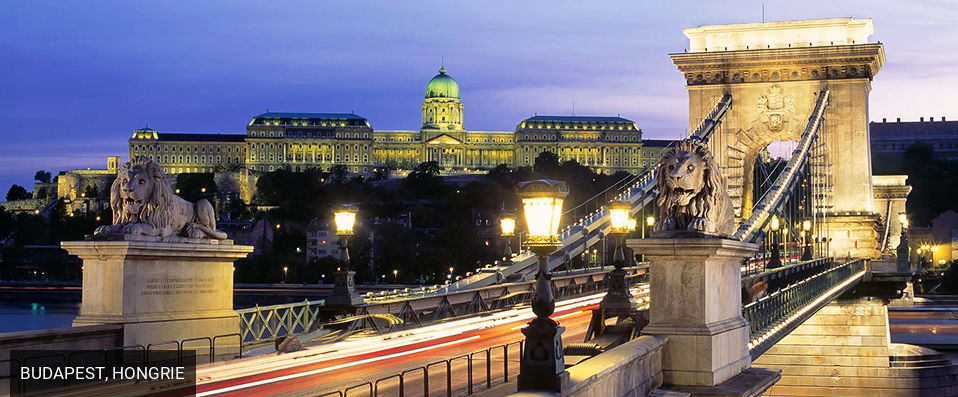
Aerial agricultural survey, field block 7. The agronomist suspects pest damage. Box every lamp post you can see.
[599,200,635,310]
[801,220,813,261]
[640,216,655,263]
[768,215,782,269]
[897,212,910,270]
[282,266,288,284]
[500,213,516,257]
[392,269,398,284]
[516,179,570,392]
[326,204,364,306]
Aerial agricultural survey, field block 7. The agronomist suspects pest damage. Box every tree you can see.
[83,184,99,199]
[329,165,349,185]
[533,151,561,175]
[402,161,445,198]
[5,184,30,201]
[34,170,52,184]
[175,173,218,202]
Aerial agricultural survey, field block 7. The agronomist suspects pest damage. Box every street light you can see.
[282,266,288,284]
[326,204,364,306]
[392,269,398,283]
[516,179,569,392]
[768,215,782,269]
[501,213,516,257]
[801,219,813,260]
[599,200,635,311]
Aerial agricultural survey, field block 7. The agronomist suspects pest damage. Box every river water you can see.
[0,300,79,333]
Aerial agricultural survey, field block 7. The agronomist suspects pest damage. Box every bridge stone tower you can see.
[671,18,885,259]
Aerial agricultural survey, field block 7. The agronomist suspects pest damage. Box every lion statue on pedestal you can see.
[653,138,735,237]
[94,156,228,240]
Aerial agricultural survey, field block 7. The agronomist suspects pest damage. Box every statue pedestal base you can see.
[517,319,570,392]
[62,238,253,349]
[325,270,365,307]
[628,237,757,387]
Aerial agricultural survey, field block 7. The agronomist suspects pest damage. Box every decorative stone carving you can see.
[94,156,227,240]
[755,84,797,137]
[654,138,735,237]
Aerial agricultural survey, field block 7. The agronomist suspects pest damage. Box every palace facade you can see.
[129,67,660,176]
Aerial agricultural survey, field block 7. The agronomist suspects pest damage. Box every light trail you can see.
[192,286,650,396]
[196,335,481,396]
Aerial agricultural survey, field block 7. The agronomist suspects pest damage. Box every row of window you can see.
[249,130,371,139]
[518,134,640,142]
[131,145,244,153]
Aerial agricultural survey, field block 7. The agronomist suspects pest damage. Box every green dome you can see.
[425,67,460,99]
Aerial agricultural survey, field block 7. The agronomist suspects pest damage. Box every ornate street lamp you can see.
[801,219,813,260]
[516,179,569,392]
[897,212,910,268]
[326,204,364,306]
[500,213,516,257]
[768,215,782,269]
[599,200,635,311]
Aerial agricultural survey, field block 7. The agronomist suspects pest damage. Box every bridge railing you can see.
[237,299,323,344]
[236,267,648,345]
[743,258,865,359]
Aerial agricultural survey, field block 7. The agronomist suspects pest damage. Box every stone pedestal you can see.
[628,237,757,387]
[62,237,253,347]
[325,270,364,307]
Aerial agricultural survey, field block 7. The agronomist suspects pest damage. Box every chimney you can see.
[882,118,887,123]
[920,117,924,122]
[930,116,935,122]
[897,117,901,122]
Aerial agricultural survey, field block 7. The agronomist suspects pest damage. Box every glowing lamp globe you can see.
[770,215,780,231]
[898,212,909,229]
[500,214,516,237]
[608,200,630,234]
[627,218,637,232]
[333,205,358,236]
[517,180,569,247]
[802,220,812,231]
[646,216,656,227]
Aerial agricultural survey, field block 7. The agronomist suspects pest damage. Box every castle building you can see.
[129,67,656,177]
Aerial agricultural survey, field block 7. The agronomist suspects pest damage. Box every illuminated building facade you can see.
[130,67,656,176]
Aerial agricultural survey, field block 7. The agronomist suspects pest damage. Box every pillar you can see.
[628,237,757,386]
[63,238,253,347]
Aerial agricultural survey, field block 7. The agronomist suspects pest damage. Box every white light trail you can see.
[196,335,481,396]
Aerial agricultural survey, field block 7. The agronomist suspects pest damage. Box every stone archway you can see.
[671,18,885,259]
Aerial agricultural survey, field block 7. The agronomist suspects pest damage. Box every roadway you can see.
[192,286,649,397]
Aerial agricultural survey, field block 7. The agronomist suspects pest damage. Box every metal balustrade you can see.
[235,267,647,345]
[318,340,523,397]
[743,259,865,358]
[237,299,323,344]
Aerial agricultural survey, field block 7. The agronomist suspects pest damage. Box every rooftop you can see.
[252,112,366,120]
[870,118,958,137]
[683,18,874,52]
[157,132,246,142]
[523,115,634,123]
[642,139,675,148]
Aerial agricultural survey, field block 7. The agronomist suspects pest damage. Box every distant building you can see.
[127,66,653,178]
[305,217,340,263]
[870,117,958,173]
[639,139,675,170]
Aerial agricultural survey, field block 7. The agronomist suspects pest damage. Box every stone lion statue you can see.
[653,138,735,237]
[94,156,227,240]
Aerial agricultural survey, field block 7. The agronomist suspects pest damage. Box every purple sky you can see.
[2,1,957,191]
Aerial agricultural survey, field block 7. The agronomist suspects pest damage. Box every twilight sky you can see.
[2,1,957,190]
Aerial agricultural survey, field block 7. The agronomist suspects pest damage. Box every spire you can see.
[439,56,446,74]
